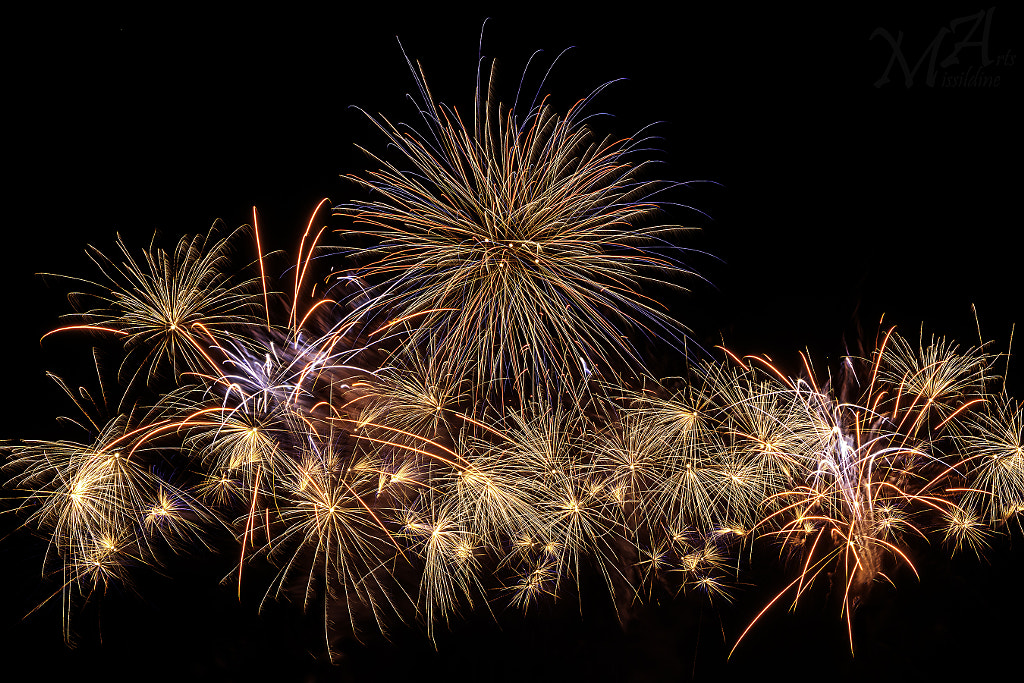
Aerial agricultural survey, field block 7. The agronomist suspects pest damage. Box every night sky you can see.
[3,4,1022,681]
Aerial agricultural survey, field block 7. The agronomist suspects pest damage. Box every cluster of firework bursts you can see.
[4,53,1022,660]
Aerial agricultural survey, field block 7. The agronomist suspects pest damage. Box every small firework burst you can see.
[958,394,1024,525]
[44,224,260,389]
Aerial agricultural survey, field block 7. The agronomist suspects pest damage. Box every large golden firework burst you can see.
[338,53,698,400]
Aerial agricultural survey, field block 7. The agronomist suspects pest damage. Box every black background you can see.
[3,3,1021,681]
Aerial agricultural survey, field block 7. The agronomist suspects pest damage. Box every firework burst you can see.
[337,50,699,401]
[42,224,260,391]
[3,368,215,640]
[729,327,1012,654]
